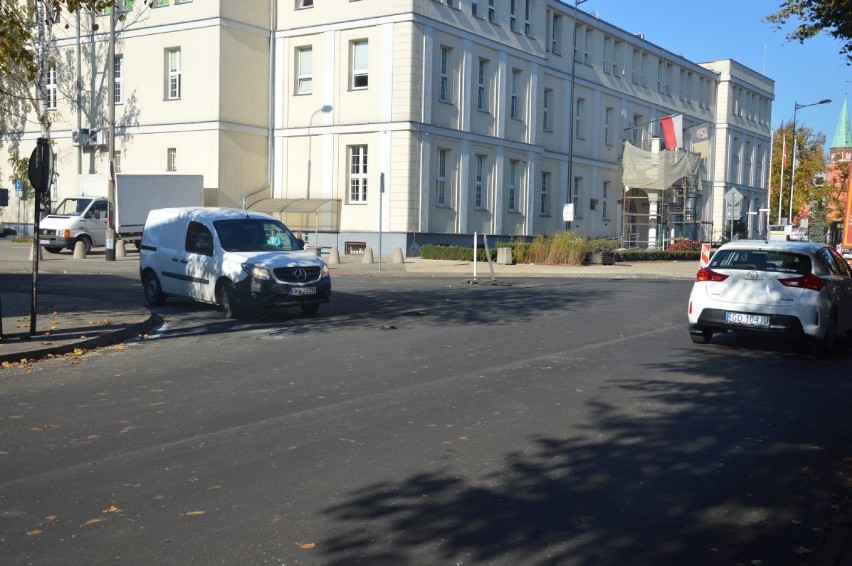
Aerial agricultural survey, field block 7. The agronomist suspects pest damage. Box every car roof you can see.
[716,240,830,253]
[151,207,277,222]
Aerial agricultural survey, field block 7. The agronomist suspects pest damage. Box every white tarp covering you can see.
[621,142,700,190]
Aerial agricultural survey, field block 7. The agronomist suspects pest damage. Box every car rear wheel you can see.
[221,281,243,319]
[689,329,713,344]
[44,246,64,254]
[811,312,838,357]
[142,271,167,306]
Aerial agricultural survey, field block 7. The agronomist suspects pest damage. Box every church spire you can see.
[831,97,852,149]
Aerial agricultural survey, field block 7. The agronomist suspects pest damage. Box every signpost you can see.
[27,137,53,336]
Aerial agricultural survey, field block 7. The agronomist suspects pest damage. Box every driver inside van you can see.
[267,228,283,247]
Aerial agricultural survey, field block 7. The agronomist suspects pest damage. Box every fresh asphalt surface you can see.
[2,250,852,564]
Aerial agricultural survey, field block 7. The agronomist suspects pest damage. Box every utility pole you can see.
[105,6,117,261]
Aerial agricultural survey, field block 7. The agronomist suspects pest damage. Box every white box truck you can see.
[38,174,204,254]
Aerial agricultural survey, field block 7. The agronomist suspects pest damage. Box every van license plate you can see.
[39,239,51,245]
[726,312,770,328]
[290,286,316,296]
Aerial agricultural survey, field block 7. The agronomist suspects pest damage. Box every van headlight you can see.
[321,264,329,278]
[242,263,271,281]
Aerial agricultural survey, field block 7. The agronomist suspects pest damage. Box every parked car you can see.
[687,240,852,355]
[140,207,331,318]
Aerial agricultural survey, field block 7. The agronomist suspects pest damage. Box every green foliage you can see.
[765,1,852,65]
[616,249,701,262]
[547,232,587,264]
[7,156,33,199]
[585,238,619,253]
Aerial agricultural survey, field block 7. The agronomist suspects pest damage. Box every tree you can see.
[768,122,828,225]
[765,0,852,65]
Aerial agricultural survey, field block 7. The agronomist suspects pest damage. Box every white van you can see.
[139,207,331,318]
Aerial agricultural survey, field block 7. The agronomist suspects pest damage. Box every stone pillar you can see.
[648,193,659,249]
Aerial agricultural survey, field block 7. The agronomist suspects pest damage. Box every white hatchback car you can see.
[687,240,852,355]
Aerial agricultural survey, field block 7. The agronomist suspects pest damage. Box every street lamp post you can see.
[306,105,332,199]
[788,98,831,226]
[565,0,587,232]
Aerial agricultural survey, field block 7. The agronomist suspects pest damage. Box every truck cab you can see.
[38,197,108,254]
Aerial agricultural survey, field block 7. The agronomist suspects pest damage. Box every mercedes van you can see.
[140,207,330,318]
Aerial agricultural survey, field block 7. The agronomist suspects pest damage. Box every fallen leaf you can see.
[81,517,105,526]
[183,510,205,517]
[794,546,812,554]
[297,543,316,550]
[102,506,122,514]
[26,529,43,536]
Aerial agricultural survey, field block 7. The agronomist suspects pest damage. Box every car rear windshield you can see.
[709,249,811,275]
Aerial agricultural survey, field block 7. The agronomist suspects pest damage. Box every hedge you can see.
[420,243,701,263]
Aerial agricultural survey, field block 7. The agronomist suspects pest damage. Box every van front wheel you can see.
[221,281,243,319]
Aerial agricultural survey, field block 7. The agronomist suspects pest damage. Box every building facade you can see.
[0,0,774,255]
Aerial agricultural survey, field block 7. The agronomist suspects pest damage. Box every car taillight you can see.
[696,267,728,282]
[779,273,825,291]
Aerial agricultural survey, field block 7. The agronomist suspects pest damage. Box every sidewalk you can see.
[0,238,698,364]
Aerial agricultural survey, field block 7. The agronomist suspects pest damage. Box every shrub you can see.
[585,238,619,253]
[667,239,702,252]
[547,232,587,264]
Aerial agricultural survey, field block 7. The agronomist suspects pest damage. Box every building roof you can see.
[831,97,852,149]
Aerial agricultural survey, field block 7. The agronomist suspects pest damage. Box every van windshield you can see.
[53,198,92,215]
[213,219,302,252]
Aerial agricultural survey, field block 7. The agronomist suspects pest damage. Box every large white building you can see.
[0,0,774,255]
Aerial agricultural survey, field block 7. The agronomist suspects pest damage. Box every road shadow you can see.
[314,339,852,565]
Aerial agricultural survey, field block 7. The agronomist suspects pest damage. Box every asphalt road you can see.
[1,274,851,565]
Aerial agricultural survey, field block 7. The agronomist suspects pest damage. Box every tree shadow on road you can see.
[316,341,852,565]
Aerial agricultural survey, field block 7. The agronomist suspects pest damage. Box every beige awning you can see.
[248,198,339,214]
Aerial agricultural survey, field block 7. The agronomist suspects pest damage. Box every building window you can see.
[730,136,740,182]
[436,149,448,206]
[604,106,614,146]
[351,40,368,89]
[539,172,550,215]
[488,0,495,22]
[349,145,368,203]
[755,145,764,187]
[744,140,752,186]
[550,13,561,54]
[114,55,123,104]
[167,148,177,171]
[602,181,610,219]
[583,27,591,65]
[297,0,313,8]
[508,159,519,211]
[640,52,647,86]
[631,113,643,147]
[156,0,169,6]
[440,47,452,103]
[166,47,181,99]
[471,0,480,17]
[631,49,640,84]
[665,63,672,96]
[446,0,455,7]
[46,66,57,110]
[524,0,531,36]
[511,69,520,119]
[603,36,612,74]
[474,155,485,209]
[477,58,488,111]
[612,40,622,76]
[657,60,664,93]
[572,176,582,218]
[685,71,692,101]
[575,98,585,139]
[509,0,517,31]
[297,47,312,94]
[113,151,122,174]
[542,88,552,131]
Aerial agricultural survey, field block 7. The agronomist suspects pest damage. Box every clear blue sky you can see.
[581,0,852,149]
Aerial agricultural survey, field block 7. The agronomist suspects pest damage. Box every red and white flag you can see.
[660,114,683,149]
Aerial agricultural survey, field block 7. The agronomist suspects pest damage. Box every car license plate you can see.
[39,239,51,245]
[725,312,770,328]
[290,286,316,296]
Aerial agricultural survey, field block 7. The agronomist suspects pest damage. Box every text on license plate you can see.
[725,312,770,328]
[290,286,316,296]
